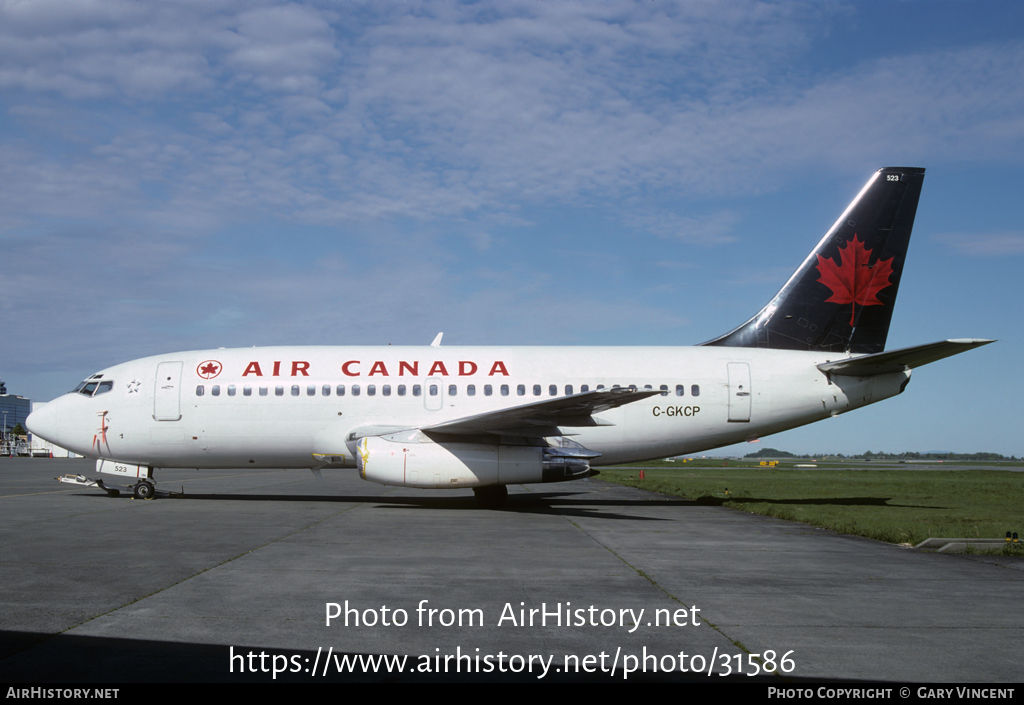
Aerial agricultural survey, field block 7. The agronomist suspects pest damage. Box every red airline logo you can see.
[197,361,222,379]
[816,234,894,326]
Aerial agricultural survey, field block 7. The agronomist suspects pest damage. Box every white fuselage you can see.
[28,345,909,476]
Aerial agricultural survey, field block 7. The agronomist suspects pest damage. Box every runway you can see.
[1,458,1021,682]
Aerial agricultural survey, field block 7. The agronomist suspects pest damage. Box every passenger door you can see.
[153,362,183,421]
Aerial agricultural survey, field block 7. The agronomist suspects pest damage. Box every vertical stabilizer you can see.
[704,167,925,354]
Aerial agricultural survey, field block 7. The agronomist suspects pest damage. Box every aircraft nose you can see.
[26,401,61,444]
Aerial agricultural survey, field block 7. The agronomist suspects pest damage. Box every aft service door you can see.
[727,362,751,423]
[153,361,183,421]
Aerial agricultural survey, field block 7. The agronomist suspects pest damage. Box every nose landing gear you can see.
[56,473,165,499]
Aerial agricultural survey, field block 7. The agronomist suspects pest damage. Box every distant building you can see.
[0,387,31,435]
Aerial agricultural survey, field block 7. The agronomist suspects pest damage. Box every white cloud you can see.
[3,1,1024,233]
[625,210,739,245]
[938,232,1024,257]
[1,0,1022,411]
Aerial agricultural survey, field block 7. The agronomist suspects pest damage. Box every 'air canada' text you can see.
[239,360,511,377]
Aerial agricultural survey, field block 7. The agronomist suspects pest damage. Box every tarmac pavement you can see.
[1,458,1020,683]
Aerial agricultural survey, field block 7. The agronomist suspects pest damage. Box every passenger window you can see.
[429,385,438,396]
[383,385,391,396]
[644,384,652,390]
[500,385,509,396]
[660,384,668,397]
[581,384,589,393]
[367,385,376,396]
[448,384,457,396]
[691,385,700,397]
[95,381,114,395]
[597,385,605,390]
[337,385,345,396]
[307,385,315,396]
[413,385,422,397]
[533,384,541,396]
[484,385,492,396]
[352,385,361,396]
[398,385,406,396]
[196,385,204,396]
[228,385,236,396]
[275,386,284,396]
[322,385,331,396]
[212,385,220,396]
[467,384,476,396]
[517,385,525,396]
[243,386,252,396]
[549,385,557,396]
[676,385,685,396]
[565,385,573,395]
[291,385,300,396]
[259,387,268,396]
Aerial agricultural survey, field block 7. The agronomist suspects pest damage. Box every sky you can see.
[1,0,1021,456]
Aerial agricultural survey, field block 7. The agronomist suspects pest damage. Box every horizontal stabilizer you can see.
[421,387,664,436]
[817,339,994,377]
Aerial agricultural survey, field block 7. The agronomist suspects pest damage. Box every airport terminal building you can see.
[0,378,77,457]
[0,378,31,436]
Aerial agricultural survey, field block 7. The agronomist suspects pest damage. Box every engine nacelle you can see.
[356,435,597,489]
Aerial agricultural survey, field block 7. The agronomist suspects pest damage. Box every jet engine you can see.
[355,435,598,489]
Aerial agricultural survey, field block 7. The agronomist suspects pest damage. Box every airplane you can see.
[27,167,992,505]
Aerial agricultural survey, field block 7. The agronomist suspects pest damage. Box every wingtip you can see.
[946,338,996,345]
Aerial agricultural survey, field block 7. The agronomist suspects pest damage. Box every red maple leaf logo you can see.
[197,360,222,379]
[816,235,894,326]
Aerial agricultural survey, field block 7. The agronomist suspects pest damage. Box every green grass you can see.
[601,461,1024,546]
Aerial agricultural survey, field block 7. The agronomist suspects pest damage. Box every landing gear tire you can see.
[473,485,508,508]
[133,481,155,500]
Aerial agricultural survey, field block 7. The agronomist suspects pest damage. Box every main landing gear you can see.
[473,485,508,508]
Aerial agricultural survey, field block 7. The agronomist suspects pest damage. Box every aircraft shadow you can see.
[72,488,691,522]
[692,495,944,509]
[71,487,938,516]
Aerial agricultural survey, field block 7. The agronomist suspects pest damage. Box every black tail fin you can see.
[704,167,925,354]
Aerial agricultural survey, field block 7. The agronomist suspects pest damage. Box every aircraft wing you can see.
[817,338,994,377]
[420,387,664,436]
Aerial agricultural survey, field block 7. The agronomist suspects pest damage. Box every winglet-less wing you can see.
[817,338,994,377]
[421,387,664,436]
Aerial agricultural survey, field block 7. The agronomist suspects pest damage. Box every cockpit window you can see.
[75,379,115,396]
